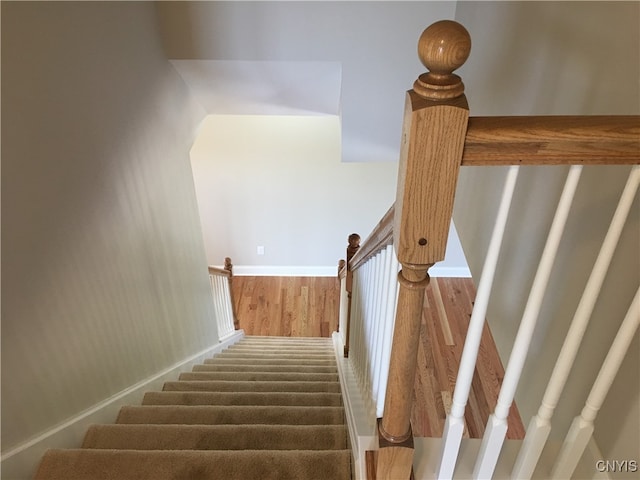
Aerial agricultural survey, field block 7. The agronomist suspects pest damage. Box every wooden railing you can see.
[337,19,639,480]
[208,257,239,340]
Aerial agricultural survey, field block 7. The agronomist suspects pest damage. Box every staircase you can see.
[34,336,352,480]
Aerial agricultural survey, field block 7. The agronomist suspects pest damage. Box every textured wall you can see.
[1,0,213,455]
[453,0,639,467]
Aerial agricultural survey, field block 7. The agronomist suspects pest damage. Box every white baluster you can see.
[371,253,383,407]
[371,250,387,409]
[474,165,583,480]
[438,165,520,480]
[218,277,226,336]
[224,279,234,335]
[352,270,364,389]
[362,261,376,414]
[377,246,400,418]
[551,287,640,480]
[339,275,348,345]
[364,259,375,407]
[212,275,221,336]
[512,165,640,480]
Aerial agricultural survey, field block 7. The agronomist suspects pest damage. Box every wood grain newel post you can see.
[344,233,361,357]
[374,20,471,480]
[224,257,240,330]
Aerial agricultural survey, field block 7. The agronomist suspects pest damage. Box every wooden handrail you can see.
[348,117,638,274]
[462,116,640,165]
[223,257,239,330]
[208,266,231,277]
[349,205,395,271]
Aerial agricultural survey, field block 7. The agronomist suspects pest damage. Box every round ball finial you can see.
[413,20,471,100]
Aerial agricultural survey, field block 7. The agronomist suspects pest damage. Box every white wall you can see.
[191,114,471,277]
[190,115,398,273]
[453,0,639,469]
[1,2,215,477]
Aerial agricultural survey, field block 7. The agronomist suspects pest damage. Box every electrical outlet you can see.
[257,246,265,255]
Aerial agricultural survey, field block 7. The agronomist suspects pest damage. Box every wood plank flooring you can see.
[231,276,340,337]
[412,277,525,439]
[230,275,524,439]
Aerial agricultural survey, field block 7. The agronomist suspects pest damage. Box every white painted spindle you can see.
[372,252,384,411]
[437,165,520,480]
[371,247,389,414]
[339,275,348,346]
[551,286,640,480]
[209,271,235,340]
[512,165,640,480]
[376,245,400,417]
[345,245,402,423]
[474,165,583,480]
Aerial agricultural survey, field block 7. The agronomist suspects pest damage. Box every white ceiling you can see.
[156,1,457,162]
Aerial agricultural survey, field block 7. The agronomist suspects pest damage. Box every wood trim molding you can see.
[350,205,395,271]
[462,116,640,166]
[208,266,231,277]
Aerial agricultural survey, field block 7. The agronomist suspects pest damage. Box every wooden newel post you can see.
[375,20,471,480]
[344,233,361,357]
[224,257,240,330]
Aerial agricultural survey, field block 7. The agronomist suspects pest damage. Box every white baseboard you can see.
[332,332,378,480]
[0,330,245,480]
[429,266,472,278]
[231,265,339,277]
[221,265,471,278]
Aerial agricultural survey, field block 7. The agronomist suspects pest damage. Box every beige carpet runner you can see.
[34,336,352,479]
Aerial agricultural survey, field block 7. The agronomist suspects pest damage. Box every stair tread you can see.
[83,424,347,450]
[226,346,333,353]
[179,371,338,382]
[242,336,331,342]
[204,357,336,366]
[117,405,346,425]
[162,380,341,393]
[214,353,335,360]
[35,336,351,480]
[35,449,352,480]
[193,364,337,373]
[142,391,343,407]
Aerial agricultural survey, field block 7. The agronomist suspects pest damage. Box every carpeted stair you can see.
[34,336,352,480]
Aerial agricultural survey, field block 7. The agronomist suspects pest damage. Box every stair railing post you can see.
[344,233,361,357]
[223,257,239,330]
[374,20,471,480]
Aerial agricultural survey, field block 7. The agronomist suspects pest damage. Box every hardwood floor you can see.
[230,275,524,439]
[231,276,340,337]
[412,277,525,439]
